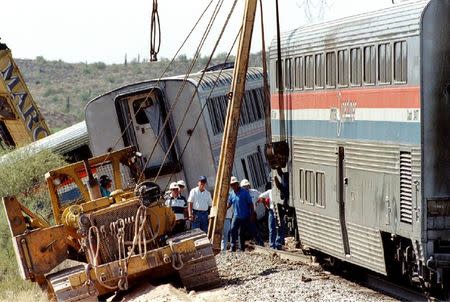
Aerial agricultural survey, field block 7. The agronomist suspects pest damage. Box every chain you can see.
[150,0,161,61]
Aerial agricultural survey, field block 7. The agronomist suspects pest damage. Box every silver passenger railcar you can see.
[270,0,450,294]
[85,67,269,193]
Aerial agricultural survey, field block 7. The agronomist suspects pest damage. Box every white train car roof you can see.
[0,121,88,163]
[165,66,263,93]
[270,0,428,56]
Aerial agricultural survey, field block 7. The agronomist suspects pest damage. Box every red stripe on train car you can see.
[271,86,420,110]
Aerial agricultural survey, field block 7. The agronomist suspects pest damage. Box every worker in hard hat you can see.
[228,176,257,251]
[165,182,188,234]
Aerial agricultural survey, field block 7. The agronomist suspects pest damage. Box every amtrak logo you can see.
[340,100,357,122]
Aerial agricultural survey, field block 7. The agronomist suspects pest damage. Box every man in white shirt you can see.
[240,179,265,220]
[259,187,284,250]
[187,176,212,233]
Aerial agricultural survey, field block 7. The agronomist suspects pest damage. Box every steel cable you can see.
[97,0,214,169]
[139,0,226,180]
[161,27,242,191]
[152,0,239,182]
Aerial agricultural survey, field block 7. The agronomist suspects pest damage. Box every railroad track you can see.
[249,244,428,301]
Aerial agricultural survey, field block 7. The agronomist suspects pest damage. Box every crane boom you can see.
[208,0,258,252]
[0,43,50,148]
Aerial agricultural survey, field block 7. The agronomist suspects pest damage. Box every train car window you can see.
[326,52,336,88]
[285,58,293,90]
[276,59,283,89]
[132,98,151,125]
[363,45,376,85]
[305,55,314,89]
[247,149,268,189]
[394,41,407,83]
[305,170,315,204]
[207,88,264,135]
[315,53,325,89]
[337,49,349,87]
[350,48,362,86]
[378,43,392,84]
[299,169,304,202]
[316,172,326,207]
[294,56,304,90]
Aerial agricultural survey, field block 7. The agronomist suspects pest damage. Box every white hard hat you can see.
[169,182,179,190]
[177,180,186,187]
[240,179,250,187]
[230,176,239,184]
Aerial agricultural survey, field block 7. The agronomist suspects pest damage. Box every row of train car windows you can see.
[241,147,268,189]
[206,87,265,135]
[277,41,407,90]
[299,169,325,207]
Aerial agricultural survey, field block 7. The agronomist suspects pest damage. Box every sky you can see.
[0,0,400,64]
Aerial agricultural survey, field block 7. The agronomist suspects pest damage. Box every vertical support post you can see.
[208,0,258,252]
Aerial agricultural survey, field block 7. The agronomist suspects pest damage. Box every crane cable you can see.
[150,0,161,61]
[162,27,242,191]
[151,0,239,183]
[96,0,214,169]
[140,0,226,176]
[138,0,227,180]
[259,0,272,145]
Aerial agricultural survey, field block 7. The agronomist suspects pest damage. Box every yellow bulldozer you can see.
[2,146,220,301]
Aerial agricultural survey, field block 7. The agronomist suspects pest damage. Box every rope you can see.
[139,0,226,180]
[88,225,119,290]
[152,0,239,183]
[150,0,161,62]
[96,0,214,170]
[162,28,242,192]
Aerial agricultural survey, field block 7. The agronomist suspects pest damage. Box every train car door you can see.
[338,146,351,255]
[115,89,180,177]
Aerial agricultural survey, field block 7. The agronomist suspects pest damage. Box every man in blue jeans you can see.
[259,189,285,250]
[188,176,212,233]
[228,176,255,252]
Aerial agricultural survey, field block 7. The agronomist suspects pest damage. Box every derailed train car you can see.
[85,67,269,193]
[269,0,450,294]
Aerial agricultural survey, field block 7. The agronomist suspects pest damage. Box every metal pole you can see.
[208,0,258,252]
[275,0,286,141]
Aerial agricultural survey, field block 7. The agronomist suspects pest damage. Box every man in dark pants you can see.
[228,176,255,252]
[187,176,212,233]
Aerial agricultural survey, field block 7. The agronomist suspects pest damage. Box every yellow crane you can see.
[0,42,50,148]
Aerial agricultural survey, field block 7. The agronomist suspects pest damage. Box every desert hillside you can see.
[16,53,263,131]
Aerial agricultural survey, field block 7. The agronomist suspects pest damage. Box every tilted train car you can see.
[85,67,269,193]
[269,0,450,294]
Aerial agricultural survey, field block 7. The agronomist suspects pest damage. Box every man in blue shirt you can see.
[228,176,255,252]
[99,175,112,197]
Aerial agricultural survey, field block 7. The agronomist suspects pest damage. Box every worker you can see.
[240,179,266,221]
[259,186,285,250]
[177,180,186,197]
[240,179,264,245]
[221,197,233,252]
[165,182,187,234]
[228,176,255,252]
[187,176,212,233]
[99,175,112,197]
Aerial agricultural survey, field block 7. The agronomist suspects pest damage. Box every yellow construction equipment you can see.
[0,42,50,148]
[2,146,220,301]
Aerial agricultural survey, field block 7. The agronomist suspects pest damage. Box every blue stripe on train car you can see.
[272,120,421,145]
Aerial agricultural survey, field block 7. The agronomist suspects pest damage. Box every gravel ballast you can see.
[214,251,395,302]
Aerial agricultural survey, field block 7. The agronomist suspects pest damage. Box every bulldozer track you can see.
[178,233,221,290]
